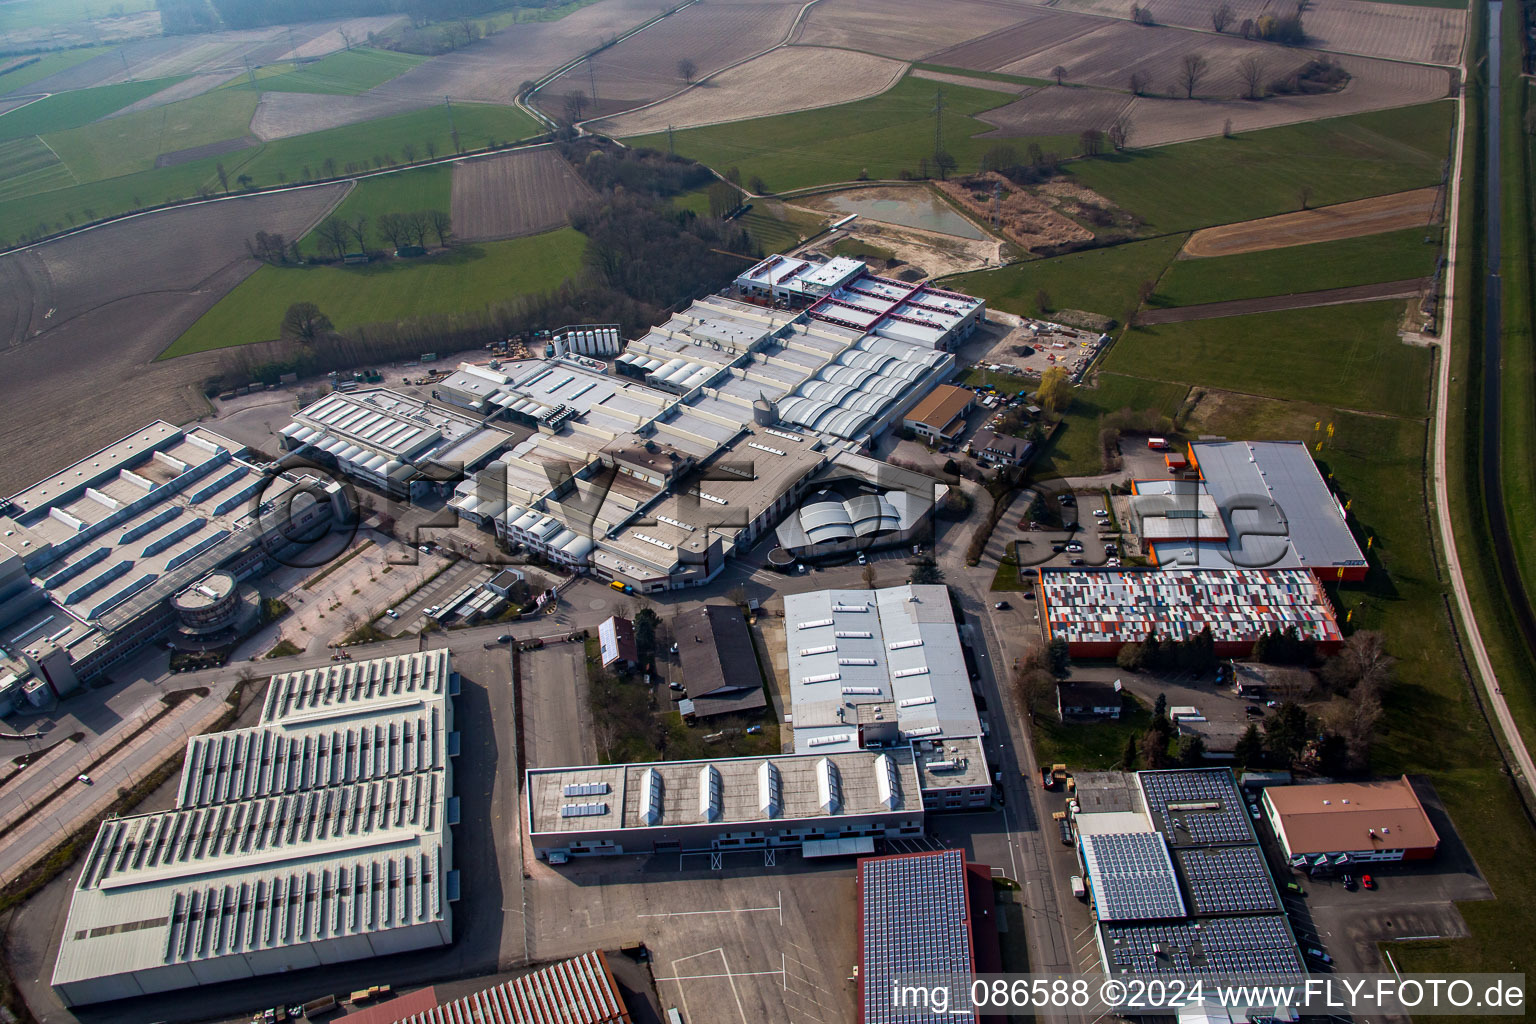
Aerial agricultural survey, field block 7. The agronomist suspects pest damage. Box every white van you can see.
[1070,875,1086,900]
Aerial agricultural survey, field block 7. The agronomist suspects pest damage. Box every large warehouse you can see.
[1038,567,1344,657]
[1130,441,1367,581]
[0,421,348,704]
[51,650,458,1007]
[783,585,981,753]
[1262,776,1440,865]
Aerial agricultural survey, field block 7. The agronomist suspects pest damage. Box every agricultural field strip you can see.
[1182,187,1440,256]
[450,147,594,241]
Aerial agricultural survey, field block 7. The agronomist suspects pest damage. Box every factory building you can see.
[1262,776,1440,866]
[902,384,974,442]
[1130,441,1367,581]
[1070,769,1305,993]
[279,388,512,499]
[51,650,458,1007]
[772,452,943,560]
[394,951,632,1023]
[0,422,347,701]
[856,849,1002,1024]
[526,746,927,859]
[1039,567,1344,658]
[673,604,767,720]
[784,585,982,753]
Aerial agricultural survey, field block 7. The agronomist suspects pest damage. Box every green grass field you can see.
[909,63,1051,89]
[1030,371,1189,478]
[229,48,425,96]
[1153,226,1442,307]
[163,227,586,356]
[1107,300,1431,416]
[632,74,1063,193]
[1066,102,1454,232]
[0,135,72,200]
[0,75,183,144]
[0,48,106,93]
[947,234,1188,322]
[739,199,824,253]
[0,0,152,32]
[43,87,260,180]
[298,164,452,256]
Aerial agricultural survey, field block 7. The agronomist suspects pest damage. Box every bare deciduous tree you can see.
[1079,128,1104,157]
[1128,70,1150,96]
[1052,64,1068,85]
[1211,0,1234,32]
[315,217,350,259]
[1298,183,1313,209]
[1238,55,1266,100]
[677,57,698,84]
[426,209,453,247]
[1107,113,1133,150]
[563,89,589,124]
[1178,52,1209,99]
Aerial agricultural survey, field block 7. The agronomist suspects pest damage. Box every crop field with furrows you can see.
[1048,0,1465,65]
[1115,58,1451,148]
[249,92,437,142]
[0,48,106,94]
[451,147,591,241]
[976,87,1133,135]
[0,183,350,495]
[787,0,1035,59]
[0,136,72,201]
[0,77,183,144]
[103,73,242,120]
[370,0,675,107]
[1182,187,1440,256]
[601,45,908,137]
[538,1,798,119]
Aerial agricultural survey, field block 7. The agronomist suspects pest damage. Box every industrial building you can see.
[902,384,973,442]
[1262,776,1440,866]
[856,849,1001,1024]
[1071,769,1305,987]
[772,452,943,560]
[673,604,767,720]
[0,421,348,708]
[278,387,512,499]
[1129,441,1367,580]
[51,650,458,1006]
[783,585,981,754]
[1038,568,1344,658]
[526,746,927,859]
[394,950,632,1023]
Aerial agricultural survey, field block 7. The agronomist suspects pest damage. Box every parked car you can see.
[857,552,867,565]
[1065,542,1083,552]
[1245,705,1265,716]
[76,774,92,785]
[386,608,400,619]
[1342,874,1357,891]
[994,601,1010,610]
[669,682,685,691]
[1362,874,1376,890]
[1093,509,1109,518]
[1059,495,1076,507]
[1304,947,1333,964]
[1069,558,1085,566]
[1284,881,1305,895]
[1104,543,1118,556]
[497,634,513,643]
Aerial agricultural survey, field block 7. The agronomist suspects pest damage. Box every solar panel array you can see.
[1139,769,1255,847]
[1176,846,1280,915]
[1080,833,1186,921]
[861,850,976,1023]
[1100,917,1303,977]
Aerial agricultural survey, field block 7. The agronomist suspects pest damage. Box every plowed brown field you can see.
[0,184,349,493]
[451,147,591,241]
[1182,187,1440,257]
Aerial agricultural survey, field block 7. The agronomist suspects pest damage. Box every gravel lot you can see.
[451,146,591,241]
[0,183,349,495]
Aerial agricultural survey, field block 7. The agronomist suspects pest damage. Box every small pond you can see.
[823,190,985,240]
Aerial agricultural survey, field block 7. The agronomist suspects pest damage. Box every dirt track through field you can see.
[1135,277,1426,324]
[450,147,591,240]
[0,184,349,495]
[1181,187,1440,257]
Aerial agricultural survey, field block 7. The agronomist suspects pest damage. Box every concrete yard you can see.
[519,643,597,769]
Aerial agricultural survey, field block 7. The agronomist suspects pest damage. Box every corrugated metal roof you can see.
[394,951,631,1023]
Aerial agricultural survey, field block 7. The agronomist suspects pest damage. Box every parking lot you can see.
[975,319,1108,381]
[526,854,858,1024]
[519,643,597,768]
[1255,777,1494,975]
[376,557,494,635]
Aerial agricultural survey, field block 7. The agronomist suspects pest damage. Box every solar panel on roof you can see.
[1176,846,1280,915]
[1081,833,1186,921]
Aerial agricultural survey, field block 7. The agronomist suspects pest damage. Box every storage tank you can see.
[752,396,777,426]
